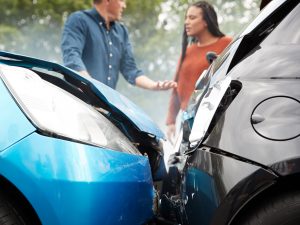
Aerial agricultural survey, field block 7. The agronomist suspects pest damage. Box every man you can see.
[61,0,176,90]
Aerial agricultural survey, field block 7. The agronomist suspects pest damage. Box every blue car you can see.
[0,51,166,225]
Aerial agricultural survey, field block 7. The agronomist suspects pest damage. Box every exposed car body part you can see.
[189,75,232,145]
[0,51,164,138]
[179,147,278,225]
[0,51,167,224]
[0,51,165,180]
[161,0,300,224]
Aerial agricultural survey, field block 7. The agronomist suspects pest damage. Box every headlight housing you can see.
[0,64,140,155]
[189,75,232,146]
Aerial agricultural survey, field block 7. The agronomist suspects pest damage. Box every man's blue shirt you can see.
[61,8,143,89]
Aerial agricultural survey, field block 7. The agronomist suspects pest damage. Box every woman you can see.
[166,1,232,142]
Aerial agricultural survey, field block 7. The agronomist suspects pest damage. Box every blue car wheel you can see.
[0,191,26,225]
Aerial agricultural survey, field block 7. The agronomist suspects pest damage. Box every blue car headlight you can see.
[0,64,140,155]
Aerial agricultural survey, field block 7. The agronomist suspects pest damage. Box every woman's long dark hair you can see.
[175,1,224,80]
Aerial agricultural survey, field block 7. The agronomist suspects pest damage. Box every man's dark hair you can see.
[93,0,102,3]
[176,1,224,81]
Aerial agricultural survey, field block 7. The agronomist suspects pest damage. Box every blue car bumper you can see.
[0,132,155,225]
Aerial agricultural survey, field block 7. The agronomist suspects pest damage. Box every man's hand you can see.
[78,70,92,78]
[135,75,177,91]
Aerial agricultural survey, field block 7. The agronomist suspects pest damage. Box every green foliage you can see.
[0,0,93,59]
[0,25,20,50]
[0,0,91,25]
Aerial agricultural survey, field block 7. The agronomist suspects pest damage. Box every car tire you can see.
[238,190,300,225]
[0,192,26,225]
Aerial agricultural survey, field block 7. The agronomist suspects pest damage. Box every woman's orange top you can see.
[166,36,232,125]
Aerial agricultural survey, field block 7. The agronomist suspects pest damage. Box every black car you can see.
[160,0,300,225]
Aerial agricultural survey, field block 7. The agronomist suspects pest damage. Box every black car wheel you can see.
[0,192,26,225]
[237,190,300,225]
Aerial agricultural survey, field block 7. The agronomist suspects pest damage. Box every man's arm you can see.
[61,12,87,73]
[119,25,176,90]
[135,75,177,90]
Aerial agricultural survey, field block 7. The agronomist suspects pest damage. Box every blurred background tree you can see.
[0,0,260,131]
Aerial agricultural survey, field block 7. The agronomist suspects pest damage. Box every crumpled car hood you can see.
[0,51,164,139]
[88,78,165,139]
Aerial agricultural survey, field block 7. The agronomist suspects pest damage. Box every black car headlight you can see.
[189,75,232,146]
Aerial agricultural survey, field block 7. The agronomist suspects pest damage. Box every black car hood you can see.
[230,44,300,81]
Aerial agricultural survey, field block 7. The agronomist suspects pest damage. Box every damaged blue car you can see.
[0,51,165,225]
